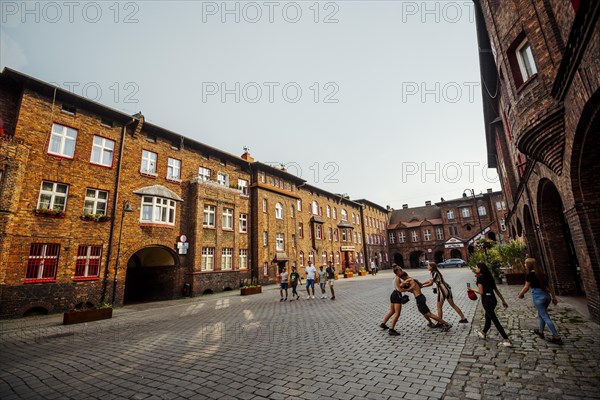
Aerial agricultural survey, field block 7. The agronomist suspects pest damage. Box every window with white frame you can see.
[83,189,108,215]
[140,150,157,175]
[290,205,295,218]
[276,233,284,251]
[389,232,395,244]
[424,229,432,241]
[37,181,68,211]
[239,249,248,269]
[298,223,303,238]
[312,201,318,215]
[238,179,248,196]
[222,248,233,270]
[322,252,327,264]
[341,229,347,241]
[308,251,314,265]
[239,213,248,233]
[297,199,302,211]
[447,210,455,220]
[436,227,444,240]
[203,205,216,227]
[461,207,471,218]
[275,203,284,219]
[516,40,537,82]
[334,229,338,241]
[262,199,267,213]
[478,206,487,216]
[141,196,176,225]
[352,213,356,224]
[167,158,181,181]
[217,172,229,187]
[315,224,322,239]
[260,172,266,183]
[496,201,503,210]
[263,231,268,246]
[201,248,214,271]
[326,205,331,218]
[263,262,268,275]
[336,252,340,265]
[222,208,233,230]
[358,233,362,244]
[329,253,334,263]
[411,230,418,242]
[328,227,332,241]
[353,232,357,243]
[333,208,337,219]
[399,231,406,243]
[75,245,102,278]
[299,251,305,266]
[341,209,348,221]
[291,234,296,247]
[90,135,114,166]
[49,123,77,158]
[26,243,60,281]
[198,167,211,181]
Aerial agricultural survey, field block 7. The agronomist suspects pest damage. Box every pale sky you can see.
[0,0,500,208]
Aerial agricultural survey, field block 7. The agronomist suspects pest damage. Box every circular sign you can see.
[179,234,187,243]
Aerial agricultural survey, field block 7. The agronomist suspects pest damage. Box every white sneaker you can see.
[476,330,486,340]
[311,295,315,299]
[324,295,327,299]
[500,340,513,347]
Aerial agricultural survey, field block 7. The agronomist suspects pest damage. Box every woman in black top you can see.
[517,258,563,344]
[468,263,513,347]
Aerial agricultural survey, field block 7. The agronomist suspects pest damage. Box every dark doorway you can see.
[409,251,423,269]
[124,246,178,304]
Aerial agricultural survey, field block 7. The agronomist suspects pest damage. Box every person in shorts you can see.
[325,261,336,300]
[279,267,289,301]
[305,261,316,299]
[380,265,406,336]
[401,277,452,331]
[318,265,328,299]
[289,265,302,300]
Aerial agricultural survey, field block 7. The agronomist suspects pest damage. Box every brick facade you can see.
[474,0,600,322]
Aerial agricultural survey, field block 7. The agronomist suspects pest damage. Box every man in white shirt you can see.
[305,261,317,299]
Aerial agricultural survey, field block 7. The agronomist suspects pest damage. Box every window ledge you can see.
[222,228,234,232]
[166,177,182,184]
[25,279,57,284]
[140,223,175,228]
[516,73,538,94]
[140,171,158,178]
[203,225,216,229]
[74,276,100,282]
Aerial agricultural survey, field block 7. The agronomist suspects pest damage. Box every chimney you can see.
[402,204,408,209]
[241,150,254,162]
[425,200,431,206]
[487,188,493,194]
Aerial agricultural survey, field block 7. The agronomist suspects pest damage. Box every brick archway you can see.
[523,205,542,263]
[538,179,582,296]
[570,89,600,320]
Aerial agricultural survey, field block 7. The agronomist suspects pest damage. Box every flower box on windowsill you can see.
[192,178,243,194]
[359,271,367,276]
[34,209,66,218]
[63,307,113,325]
[80,214,111,222]
[240,286,262,296]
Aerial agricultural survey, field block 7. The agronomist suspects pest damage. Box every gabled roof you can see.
[389,205,441,227]
[133,185,183,201]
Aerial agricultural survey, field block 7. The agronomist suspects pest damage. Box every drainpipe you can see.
[100,117,136,303]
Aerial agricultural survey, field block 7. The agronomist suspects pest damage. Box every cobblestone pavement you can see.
[1,269,598,400]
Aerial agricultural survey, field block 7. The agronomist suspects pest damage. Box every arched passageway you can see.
[124,246,179,304]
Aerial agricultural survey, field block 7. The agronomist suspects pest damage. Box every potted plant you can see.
[63,302,113,325]
[497,239,527,285]
[468,240,502,283]
[344,268,353,278]
[358,268,367,276]
[240,277,262,296]
[81,213,111,222]
[34,208,66,218]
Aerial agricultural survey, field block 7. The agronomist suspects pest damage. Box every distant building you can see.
[387,190,506,268]
[473,0,600,322]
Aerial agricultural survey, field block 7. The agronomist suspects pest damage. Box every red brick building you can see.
[387,190,506,268]
[474,0,600,321]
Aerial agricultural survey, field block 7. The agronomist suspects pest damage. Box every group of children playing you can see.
[279,261,336,301]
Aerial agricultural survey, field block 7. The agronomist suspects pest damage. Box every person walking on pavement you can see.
[305,260,317,299]
[279,267,289,301]
[290,265,302,300]
[318,265,328,299]
[424,262,468,325]
[517,257,563,345]
[468,262,513,347]
[380,265,407,336]
[326,261,336,300]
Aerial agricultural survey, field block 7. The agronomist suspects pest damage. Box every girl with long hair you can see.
[425,262,468,324]
[468,262,513,347]
[380,265,406,336]
[517,258,563,344]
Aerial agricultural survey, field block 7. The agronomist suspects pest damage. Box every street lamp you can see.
[112,200,133,306]
[464,188,484,240]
